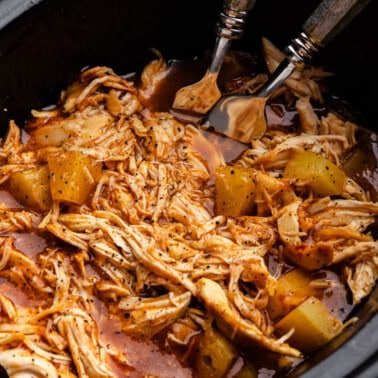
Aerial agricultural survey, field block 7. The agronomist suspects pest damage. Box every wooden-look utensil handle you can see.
[303,0,371,47]
[223,0,256,11]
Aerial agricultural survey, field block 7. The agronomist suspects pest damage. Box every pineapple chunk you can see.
[9,165,52,211]
[215,166,255,217]
[285,243,333,271]
[48,151,102,205]
[283,149,347,196]
[275,296,342,354]
[267,269,322,320]
[195,327,238,378]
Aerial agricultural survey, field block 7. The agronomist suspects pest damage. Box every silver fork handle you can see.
[286,0,371,67]
[208,37,232,75]
[257,0,371,99]
[209,0,256,74]
[216,0,256,40]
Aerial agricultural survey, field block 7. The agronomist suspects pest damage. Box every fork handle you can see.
[209,0,256,74]
[216,0,256,40]
[303,0,371,47]
[258,0,370,98]
[286,0,371,67]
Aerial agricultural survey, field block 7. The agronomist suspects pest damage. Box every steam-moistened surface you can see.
[0,41,377,377]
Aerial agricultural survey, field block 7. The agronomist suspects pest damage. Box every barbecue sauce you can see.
[0,51,376,378]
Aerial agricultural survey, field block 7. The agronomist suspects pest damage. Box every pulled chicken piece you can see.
[0,60,376,377]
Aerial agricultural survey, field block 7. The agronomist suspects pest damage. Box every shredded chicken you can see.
[0,53,376,377]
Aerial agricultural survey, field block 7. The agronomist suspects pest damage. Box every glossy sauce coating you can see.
[0,53,376,377]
